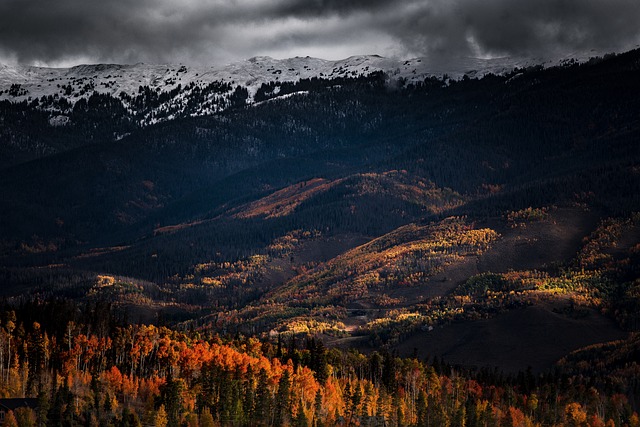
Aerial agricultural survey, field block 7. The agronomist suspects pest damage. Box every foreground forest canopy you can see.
[0,49,640,425]
[0,303,638,427]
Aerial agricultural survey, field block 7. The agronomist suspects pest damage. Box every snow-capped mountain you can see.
[0,55,535,125]
[3,48,611,133]
[0,55,518,100]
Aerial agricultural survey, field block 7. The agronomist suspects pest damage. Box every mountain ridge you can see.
[0,47,613,104]
[0,53,551,109]
[1,49,623,171]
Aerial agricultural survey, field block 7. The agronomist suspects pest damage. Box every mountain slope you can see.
[1,50,640,373]
[2,50,640,258]
[0,53,569,168]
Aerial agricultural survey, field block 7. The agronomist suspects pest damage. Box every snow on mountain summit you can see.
[0,54,536,126]
[0,54,525,102]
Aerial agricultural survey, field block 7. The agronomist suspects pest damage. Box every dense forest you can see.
[0,301,638,426]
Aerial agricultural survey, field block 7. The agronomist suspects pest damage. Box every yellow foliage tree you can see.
[199,408,215,427]
[155,405,168,427]
[565,402,588,427]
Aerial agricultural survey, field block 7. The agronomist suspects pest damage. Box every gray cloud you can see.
[387,0,640,59]
[268,0,392,18]
[0,0,638,66]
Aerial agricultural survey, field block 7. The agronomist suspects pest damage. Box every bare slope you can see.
[477,208,601,272]
[396,304,627,373]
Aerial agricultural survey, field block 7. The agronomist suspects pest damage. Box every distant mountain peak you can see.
[0,50,607,131]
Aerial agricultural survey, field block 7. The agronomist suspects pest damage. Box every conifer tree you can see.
[35,390,48,427]
[275,370,292,426]
[159,372,184,426]
[255,368,272,425]
[295,405,309,427]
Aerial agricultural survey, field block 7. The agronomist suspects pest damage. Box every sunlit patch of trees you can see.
[271,217,499,307]
[577,215,640,270]
[195,217,501,339]
[358,231,640,348]
[506,207,551,228]
[266,230,322,257]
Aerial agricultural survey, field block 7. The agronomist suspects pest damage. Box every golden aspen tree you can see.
[155,405,168,427]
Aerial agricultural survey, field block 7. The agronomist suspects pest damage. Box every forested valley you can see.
[1,50,640,425]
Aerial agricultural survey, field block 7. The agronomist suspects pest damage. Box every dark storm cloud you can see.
[270,0,391,17]
[0,0,639,66]
[0,0,232,64]
[384,0,640,59]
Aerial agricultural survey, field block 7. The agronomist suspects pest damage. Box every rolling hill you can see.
[1,48,640,378]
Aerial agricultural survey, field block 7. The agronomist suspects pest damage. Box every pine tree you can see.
[26,322,47,394]
[255,368,272,425]
[104,391,113,414]
[452,405,466,427]
[295,406,309,427]
[428,394,450,427]
[159,373,184,426]
[197,363,216,415]
[36,390,48,427]
[120,407,142,427]
[243,365,256,421]
[308,338,328,384]
[274,370,292,426]
[47,383,65,427]
[345,382,361,427]
[229,382,245,425]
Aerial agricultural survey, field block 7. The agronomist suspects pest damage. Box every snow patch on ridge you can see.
[0,54,522,106]
[0,52,592,127]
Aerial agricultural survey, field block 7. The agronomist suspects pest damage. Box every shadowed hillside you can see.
[1,50,640,380]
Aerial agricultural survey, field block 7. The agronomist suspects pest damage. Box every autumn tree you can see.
[3,410,18,427]
[154,405,168,427]
[199,408,214,427]
[565,402,588,427]
[416,390,428,427]
[26,323,48,394]
[14,407,36,427]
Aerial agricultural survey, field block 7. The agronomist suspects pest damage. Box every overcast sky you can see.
[1,0,639,67]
